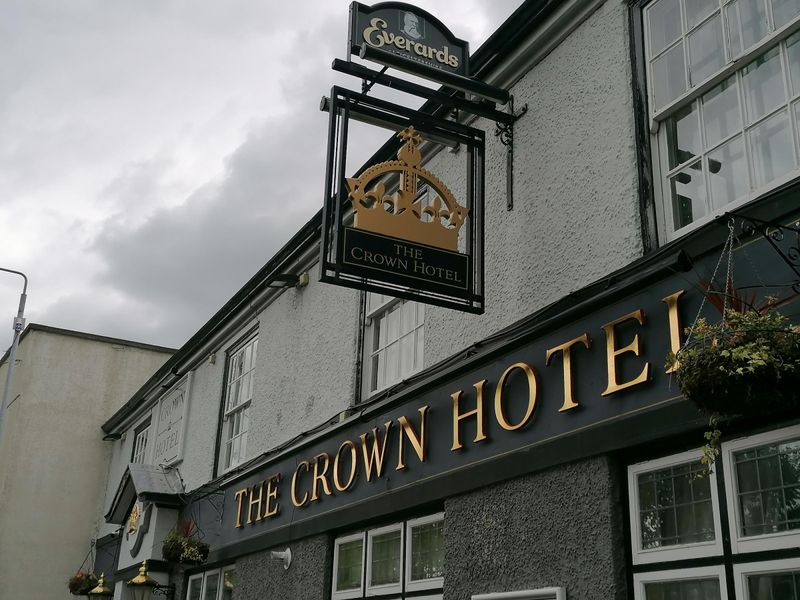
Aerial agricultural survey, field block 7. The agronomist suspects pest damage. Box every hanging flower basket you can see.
[670,309,800,417]
[68,571,99,595]
[162,519,210,566]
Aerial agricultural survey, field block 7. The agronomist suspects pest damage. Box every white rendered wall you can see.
[0,329,171,600]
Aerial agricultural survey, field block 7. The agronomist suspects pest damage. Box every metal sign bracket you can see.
[494,96,528,211]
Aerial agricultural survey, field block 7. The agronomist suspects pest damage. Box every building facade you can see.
[0,324,173,600]
[90,1,800,600]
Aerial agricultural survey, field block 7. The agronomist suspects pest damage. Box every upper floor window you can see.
[643,0,800,239]
[131,419,150,465]
[187,566,235,600]
[221,334,258,471]
[363,293,424,398]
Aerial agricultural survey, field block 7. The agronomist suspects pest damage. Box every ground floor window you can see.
[186,566,235,600]
[332,512,443,600]
[628,424,800,600]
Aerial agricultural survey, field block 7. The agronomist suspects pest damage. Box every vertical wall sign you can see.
[153,377,189,466]
[349,2,469,76]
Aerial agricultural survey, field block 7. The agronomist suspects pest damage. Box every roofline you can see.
[0,323,175,368]
[100,0,561,433]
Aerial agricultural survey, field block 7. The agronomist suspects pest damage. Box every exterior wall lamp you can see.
[87,573,114,598]
[127,561,175,600]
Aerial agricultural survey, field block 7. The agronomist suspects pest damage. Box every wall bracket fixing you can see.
[494,96,528,211]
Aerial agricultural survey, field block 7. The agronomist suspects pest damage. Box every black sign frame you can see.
[320,85,485,314]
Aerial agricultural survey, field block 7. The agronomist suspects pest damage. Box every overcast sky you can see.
[0,0,522,351]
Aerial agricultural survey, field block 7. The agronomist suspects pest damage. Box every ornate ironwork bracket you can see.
[728,212,800,294]
[494,96,528,211]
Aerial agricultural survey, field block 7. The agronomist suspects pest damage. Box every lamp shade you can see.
[127,561,158,600]
[87,573,114,598]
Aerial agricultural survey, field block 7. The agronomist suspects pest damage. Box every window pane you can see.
[638,463,715,549]
[370,530,401,586]
[386,342,399,385]
[686,0,719,29]
[221,570,235,600]
[649,0,683,55]
[747,570,800,599]
[749,109,794,187]
[337,539,364,591]
[401,300,416,334]
[742,46,786,123]
[670,162,707,230]
[688,14,726,85]
[644,578,721,600]
[773,0,800,27]
[788,32,800,95]
[203,572,220,600]
[727,0,770,56]
[411,520,444,581]
[187,578,203,600]
[735,437,800,536]
[416,326,424,371]
[667,103,702,168]
[400,333,415,377]
[709,135,749,209]
[702,77,741,147]
[653,42,688,110]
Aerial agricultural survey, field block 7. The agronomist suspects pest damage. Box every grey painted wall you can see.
[425,0,641,363]
[236,534,331,600]
[443,456,627,600]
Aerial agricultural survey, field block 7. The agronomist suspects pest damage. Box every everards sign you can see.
[348,1,469,75]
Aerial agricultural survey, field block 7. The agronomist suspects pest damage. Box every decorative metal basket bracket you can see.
[494,96,528,211]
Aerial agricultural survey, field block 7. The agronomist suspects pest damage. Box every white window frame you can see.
[627,448,725,564]
[633,565,728,600]
[332,532,366,600]
[187,566,235,600]
[472,589,566,600]
[732,557,800,599]
[721,423,800,554]
[131,418,151,465]
[642,0,800,242]
[220,333,258,472]
[366,523,404,596]
[362,294,424,398]
[187,573,204,600]
[405,512,445,592]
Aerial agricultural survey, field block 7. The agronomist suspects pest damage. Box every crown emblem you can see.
[346,127,468,252]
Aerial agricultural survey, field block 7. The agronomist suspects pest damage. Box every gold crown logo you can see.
[346,127,468,252]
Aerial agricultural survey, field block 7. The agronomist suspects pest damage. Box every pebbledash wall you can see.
[90,1,800,600]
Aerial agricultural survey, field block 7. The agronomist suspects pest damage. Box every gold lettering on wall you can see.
[662,290,686,373]
[333,439,358,492]
[311,453,332,501]
[360,422,392,482]
[264,474,281,518]
[545,334,591,412]
[451,380,488,451]
[246,481,264,524]
[493,363,538,431]
[601,309,651,396]
[233,488,248,529]
[291,460,311,508]
[396,405,429,471]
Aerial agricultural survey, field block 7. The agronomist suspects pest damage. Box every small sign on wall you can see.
[153,377,189,466]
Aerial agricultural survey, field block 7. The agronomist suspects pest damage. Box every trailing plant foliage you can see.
[162,519,210,565]
[668,309,800,417]
[68,571,99,595]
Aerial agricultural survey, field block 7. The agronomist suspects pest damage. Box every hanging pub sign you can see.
[349,1,469,77]
[319,86,485,313]
[321,2,492,313]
